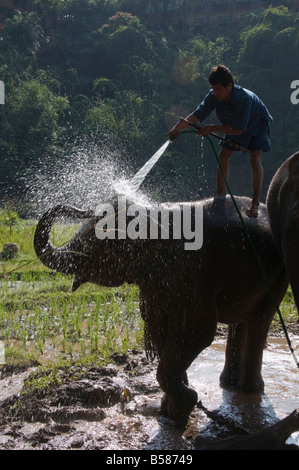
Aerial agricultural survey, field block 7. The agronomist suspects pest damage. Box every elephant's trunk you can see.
[34,204,94,275]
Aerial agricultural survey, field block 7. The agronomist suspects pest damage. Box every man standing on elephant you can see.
[169,65,273,218]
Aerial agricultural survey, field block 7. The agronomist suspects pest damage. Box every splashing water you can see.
[113,139,171,205]
[25,137,157,214]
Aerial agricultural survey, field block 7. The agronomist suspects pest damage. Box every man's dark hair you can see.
[209,65,234,87]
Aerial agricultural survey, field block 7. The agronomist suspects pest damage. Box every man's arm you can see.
[168,114,200,141]
[168,116,243,141]
[198,124,243,137]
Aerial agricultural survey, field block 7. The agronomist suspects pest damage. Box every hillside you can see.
[0,1,298,211]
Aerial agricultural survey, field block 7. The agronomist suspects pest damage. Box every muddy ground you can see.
[0,326,299,451]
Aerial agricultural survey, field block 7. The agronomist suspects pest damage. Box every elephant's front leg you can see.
[157,315,216,422]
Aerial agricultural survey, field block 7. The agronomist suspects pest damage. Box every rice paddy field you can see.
[0,215,297,369]
[0,217,144,368]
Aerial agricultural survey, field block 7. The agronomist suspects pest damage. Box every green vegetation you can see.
[0,2,298,204]
[0,220,143,368]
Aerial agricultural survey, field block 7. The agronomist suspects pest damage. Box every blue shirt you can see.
[193,85,273,133]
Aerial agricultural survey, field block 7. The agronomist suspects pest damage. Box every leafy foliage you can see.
[0,2,298,204]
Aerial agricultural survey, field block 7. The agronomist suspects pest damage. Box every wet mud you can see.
[0,336,298,450]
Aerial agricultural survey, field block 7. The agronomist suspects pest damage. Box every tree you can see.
[0,79,69,175]
[0,2,298,205]
[0,209,20,236]
[237,5,299,160]
[100,12,152,72]
[0,11,43,90]
[1,10,43,55]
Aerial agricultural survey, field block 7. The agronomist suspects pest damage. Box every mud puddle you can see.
[0,336,298,450]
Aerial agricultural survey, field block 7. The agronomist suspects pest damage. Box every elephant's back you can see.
[202,195,269,232]
[200,195,281,268]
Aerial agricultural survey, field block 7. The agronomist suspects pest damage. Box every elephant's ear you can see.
[286,153,299,192]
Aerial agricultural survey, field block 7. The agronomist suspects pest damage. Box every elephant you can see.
[267,151,299,311]
[34,194,288,422]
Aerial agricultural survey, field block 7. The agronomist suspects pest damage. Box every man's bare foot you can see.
[246,202,259,218]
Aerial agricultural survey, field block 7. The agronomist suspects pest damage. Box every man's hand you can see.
[168,126,180,142]
[197,125,214,137]
[168,115,201,141]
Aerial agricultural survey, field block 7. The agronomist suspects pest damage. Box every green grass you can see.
[0,219,144,368]
[0,218,81,274]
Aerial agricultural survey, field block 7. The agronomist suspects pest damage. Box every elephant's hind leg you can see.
[220,275,287,392]
[220,321,267,392]
[220,313,273,393]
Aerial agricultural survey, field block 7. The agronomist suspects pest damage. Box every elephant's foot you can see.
[220,366,240,389]
[220,368,264,393]
[238,376,264,393]
[160,387,198,424]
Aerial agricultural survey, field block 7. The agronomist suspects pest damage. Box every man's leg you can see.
[246,149,263,217]
[217,147,235,195]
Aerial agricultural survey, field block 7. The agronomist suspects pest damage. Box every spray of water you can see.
[25,137,157,215]
[129,140,170,192]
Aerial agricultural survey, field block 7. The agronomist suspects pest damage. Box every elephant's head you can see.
[33,201,140,291]
[286,154,299,192]
[34,196,203,294]
[285,154,299,225]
